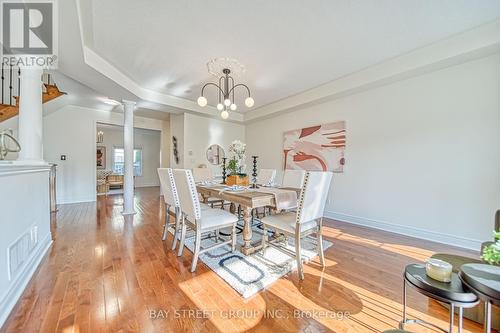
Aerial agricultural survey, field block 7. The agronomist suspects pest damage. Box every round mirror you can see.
[206,144,225,165]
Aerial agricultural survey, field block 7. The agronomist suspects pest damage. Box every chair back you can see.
[257,169,277,186]
[296,171,333,224]
[173,169,202,221]
[157,168,179,207]
[192,167,213,183]
[282,169,306,188]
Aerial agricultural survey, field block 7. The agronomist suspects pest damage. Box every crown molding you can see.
[74,0,244,123]
[74,0,500,125]
[245,20,500,123]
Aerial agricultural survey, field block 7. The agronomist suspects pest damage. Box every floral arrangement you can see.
[227,140,246,175]
[481,229,500,265]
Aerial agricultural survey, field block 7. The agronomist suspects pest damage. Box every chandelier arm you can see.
[218,76,223,103]
[201,82,225,97]
[228,83,251,97]
[229,76,235,103]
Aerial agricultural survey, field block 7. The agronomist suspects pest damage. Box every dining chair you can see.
[261,171,333,280]
[253,168,278,219]
[192,167,226,208]
[256,169,277,186]
[173,169,239,272]
[192,167,213,183]
[282,169,306,189]
[157,168,182,250]
[250,168,278,220]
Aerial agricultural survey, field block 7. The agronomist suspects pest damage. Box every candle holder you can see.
[221,157,227,184]
[251,156,259,188]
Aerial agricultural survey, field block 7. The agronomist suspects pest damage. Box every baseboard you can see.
[0,233,52,328]
[324,211,482,251]
[57,197,96,205]
[135,184,160,188]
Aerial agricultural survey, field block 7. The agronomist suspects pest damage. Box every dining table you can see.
[196,184,300,255]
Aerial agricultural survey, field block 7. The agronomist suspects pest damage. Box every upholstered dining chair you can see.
[173,169,239,272]
[256,169,277,186]
[261,171,333,280]
[157,168,182,250]
[282,169,306,189]
[192,167,226,209]
[192,167,213,183]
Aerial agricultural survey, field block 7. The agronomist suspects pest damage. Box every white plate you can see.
[227,186,247,192]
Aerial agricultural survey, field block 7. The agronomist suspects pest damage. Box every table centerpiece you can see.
[225,140,249,186]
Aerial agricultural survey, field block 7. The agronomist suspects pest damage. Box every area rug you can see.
[169,222,333,298]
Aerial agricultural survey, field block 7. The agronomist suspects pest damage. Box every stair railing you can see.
[1,63,4,104]
[42,72,53,89]
[0,69,55,107]
[1,64,20,107]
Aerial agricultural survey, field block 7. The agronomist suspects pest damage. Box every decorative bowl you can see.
[425,258,452,283]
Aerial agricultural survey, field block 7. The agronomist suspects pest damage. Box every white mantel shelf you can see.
[0,162,51,177]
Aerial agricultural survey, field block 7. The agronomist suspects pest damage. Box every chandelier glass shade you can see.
[197,68,254,119]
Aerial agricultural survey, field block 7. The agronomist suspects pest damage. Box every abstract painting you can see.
[283,121,346,173]
[96,146,106,169]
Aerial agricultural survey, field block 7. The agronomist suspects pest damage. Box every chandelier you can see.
[197,59,254,119]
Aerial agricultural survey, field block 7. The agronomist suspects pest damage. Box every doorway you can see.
[95,123,161,196]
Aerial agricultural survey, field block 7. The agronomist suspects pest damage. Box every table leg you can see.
[400,279,407,329]
[449,303,454,333]
[200,193,208,204]
[241,206,253,255]
[403,279,407,322]
[484,301,491,333]
[458,306,462,333]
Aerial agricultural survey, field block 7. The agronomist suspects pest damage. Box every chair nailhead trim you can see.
[167,168,180,207]
[296,172,310,224]
[186,170,202,220]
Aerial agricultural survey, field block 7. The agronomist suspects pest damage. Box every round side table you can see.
[400,264,479,333]
[459,263,500,333]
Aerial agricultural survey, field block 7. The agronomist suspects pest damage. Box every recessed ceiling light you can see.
[102,98,121,106]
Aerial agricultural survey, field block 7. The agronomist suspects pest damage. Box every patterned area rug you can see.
[169,222,333,298]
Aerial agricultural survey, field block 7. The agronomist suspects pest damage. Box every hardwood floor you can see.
[0,187,495,333]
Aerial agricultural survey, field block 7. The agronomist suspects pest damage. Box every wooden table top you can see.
[196,185,276,208]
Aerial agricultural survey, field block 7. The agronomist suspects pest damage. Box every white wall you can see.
[42,105,168,204]
[246,53,500,249]
[0,165,52,327]
[2,106,244,203]
[160,120,170,168]
[183,113,246,176]
[170,113,184,168]
[169,113,245,176]
[97,125,161,187]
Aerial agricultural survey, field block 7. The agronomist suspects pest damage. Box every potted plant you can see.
[225,140,249,186]
[481,230,500,265]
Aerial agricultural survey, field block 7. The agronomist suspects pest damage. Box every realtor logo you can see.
[1,0,58,68]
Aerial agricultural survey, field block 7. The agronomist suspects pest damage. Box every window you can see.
[112,148,143,176]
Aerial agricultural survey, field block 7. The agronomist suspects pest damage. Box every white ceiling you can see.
[86,0,500,112]
[48,72,171,121]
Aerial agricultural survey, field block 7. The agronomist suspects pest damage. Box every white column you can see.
[17,66,45,164]
[122,100,136,215]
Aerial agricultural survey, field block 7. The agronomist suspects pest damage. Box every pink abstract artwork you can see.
[283,121,346,173]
